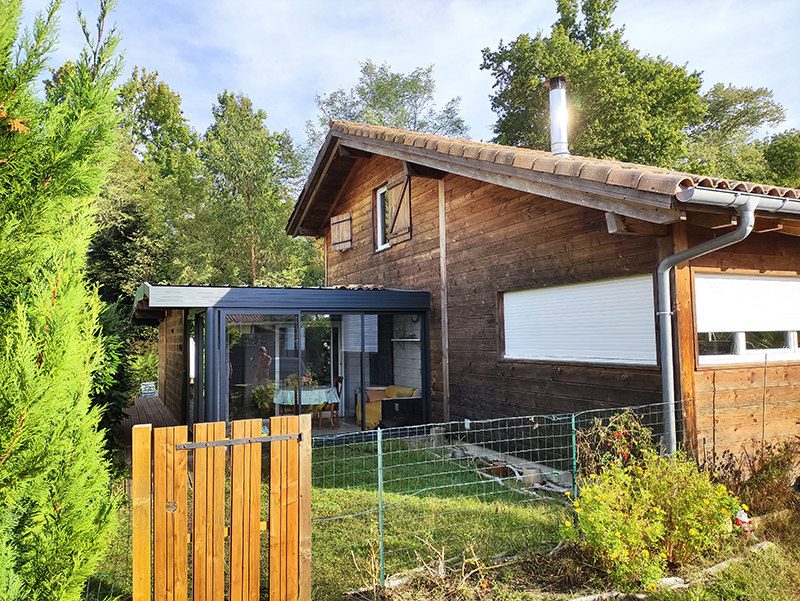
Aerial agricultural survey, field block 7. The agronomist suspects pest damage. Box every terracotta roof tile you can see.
[328,120,800,200]
[606,167,644,189]
[511,153,537,170]
[554,159,585,177]
[579,162,616,183]
[478,147,500,162]
[530,155,561,174]
[494,149,518,166]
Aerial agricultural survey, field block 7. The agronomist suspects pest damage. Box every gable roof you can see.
[288,120,800,236]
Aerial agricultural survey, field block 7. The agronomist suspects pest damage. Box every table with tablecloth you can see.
[272,387,340,416]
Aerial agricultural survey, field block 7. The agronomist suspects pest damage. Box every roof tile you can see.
[579,162,615,183]
[554,159,585,177]
[478,147,500,162]
[327,120,800,201]
[494,150,518,166]
[511,153,537,170]
[463,145,482,159]
[531,155,562,174]
[606,167,644,189]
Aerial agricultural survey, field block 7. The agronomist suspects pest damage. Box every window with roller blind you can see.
[501,275,658,365]
[694,272,800,365]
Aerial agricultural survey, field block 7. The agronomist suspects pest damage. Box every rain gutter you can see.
[658,191,763,454]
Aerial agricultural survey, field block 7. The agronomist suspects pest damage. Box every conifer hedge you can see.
[0,1,123,598]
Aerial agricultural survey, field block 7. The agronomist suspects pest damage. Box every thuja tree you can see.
[0,1,122,598]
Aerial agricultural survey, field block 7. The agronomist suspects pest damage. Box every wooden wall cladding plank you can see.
[326,160,664,420]
[685,225,800,459]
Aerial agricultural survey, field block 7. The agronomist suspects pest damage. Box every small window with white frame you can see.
[694,272,800,365]
[375,185,390,251]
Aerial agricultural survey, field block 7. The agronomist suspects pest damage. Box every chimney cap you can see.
[546,76,570,89]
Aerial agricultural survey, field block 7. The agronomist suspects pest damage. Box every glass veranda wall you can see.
[204,308,430,433]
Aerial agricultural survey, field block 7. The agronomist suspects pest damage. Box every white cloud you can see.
[19,0,800,146]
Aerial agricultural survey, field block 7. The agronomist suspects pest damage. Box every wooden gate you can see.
[131,415,311,601]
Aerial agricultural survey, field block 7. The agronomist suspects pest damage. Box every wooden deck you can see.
[122,395,181,462]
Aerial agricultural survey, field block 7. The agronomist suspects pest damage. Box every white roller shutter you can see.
[503,275,657,365]
[694,273,800,333]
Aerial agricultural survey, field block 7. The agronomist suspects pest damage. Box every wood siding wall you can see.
[682,226,800,462]
[325,156,664,421]
[159,309,186,422]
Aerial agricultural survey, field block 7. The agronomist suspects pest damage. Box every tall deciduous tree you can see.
[480,0,704,167]
[307,59,469,149]
[180,91,321,286]
[764,129,800,189]
[683,83,785,181]
[0,1,121,598]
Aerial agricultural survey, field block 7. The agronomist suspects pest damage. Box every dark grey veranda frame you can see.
[132,284,432,429]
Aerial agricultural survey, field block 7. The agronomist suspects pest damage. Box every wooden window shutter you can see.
[386,174,411,244]
[331,212,352,252]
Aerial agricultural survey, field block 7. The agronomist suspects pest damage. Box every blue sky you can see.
[21,0,800,150]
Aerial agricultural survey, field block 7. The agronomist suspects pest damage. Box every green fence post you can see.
[571,413,577,497]
[377,427,385,587]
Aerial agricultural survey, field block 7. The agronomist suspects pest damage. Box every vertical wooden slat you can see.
[193,423,208,601]
[212,422,226,601]
[269,417,285,600]
[285,416,300,601]
[132,425,152,601]
[165,428,175,600]
[248,420,262,601]
[174,427,189,601]
[154,427,167,601]
[298,414,312,601]
[230,420,245,601]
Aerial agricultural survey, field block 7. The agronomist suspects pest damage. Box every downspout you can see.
[658,194,758,454]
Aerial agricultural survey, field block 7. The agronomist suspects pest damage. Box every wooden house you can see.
[287,120,800,458]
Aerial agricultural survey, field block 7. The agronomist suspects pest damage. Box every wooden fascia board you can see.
[288,137,343,235]
[336,135,682,224]
[322,162,362,230]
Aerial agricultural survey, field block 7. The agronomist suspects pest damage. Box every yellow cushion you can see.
[365,388,386,403]
[384,385,417,398]
[356,400,382,429]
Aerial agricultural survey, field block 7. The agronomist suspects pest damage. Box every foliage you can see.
[563,450,743,589]
[250,383,275,416]
[683,84,785,181]
[174,91,322,287]
[480,0,704,167]
[575,410,654,479]
[307,59,469,150]
[127,348,158,393]
[92,300,132,447]
[764,129,800,189]
[714,439,800,516]
[0,1,122,598]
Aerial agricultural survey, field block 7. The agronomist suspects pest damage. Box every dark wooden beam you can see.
[403,161,447,180]
[777,221,800,237]
[685,212,737,229]
[337,145,373,159]
[752,217,784,233]
[605,212,670,237]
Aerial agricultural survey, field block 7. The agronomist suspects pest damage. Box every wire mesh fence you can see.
[308,402,680,598]
[98,400,782,600]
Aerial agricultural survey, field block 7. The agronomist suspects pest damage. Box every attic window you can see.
[331,212,352,252]
[374,173,412,251]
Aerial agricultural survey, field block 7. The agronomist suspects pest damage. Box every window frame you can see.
[374,185,391,252]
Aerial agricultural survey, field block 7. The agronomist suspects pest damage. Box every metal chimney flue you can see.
[547,76,570,156]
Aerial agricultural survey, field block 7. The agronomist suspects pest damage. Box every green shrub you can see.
[575,410,655,479]
[563,451,743,589]
[251,383,275,416]
[128,349,158,395]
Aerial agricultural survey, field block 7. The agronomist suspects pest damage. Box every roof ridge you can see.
[329,120,800,199]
